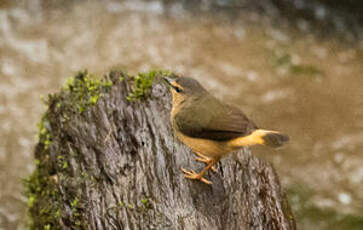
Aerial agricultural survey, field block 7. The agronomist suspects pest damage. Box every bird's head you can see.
[163,76,206,95]
[163,76,207,109]
[163,76,206,101]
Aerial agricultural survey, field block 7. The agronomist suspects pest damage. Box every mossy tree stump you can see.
[25,70,296,230]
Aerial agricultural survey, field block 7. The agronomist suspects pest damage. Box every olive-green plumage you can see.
[174,91,257,141]
[164,76,289,184]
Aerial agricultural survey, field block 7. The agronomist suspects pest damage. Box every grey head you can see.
[163,76,207,96]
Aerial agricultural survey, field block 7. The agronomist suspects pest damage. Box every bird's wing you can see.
[174,95,257,141]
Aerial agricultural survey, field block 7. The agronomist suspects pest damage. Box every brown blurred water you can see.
[0,1,363,229]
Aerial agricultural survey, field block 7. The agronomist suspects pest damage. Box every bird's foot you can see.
[195,157,217,173]
[181,168,212,184]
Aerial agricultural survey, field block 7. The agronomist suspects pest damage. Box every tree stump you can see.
[25,70,296,230]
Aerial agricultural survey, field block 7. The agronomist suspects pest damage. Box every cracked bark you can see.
[31,71,296,230]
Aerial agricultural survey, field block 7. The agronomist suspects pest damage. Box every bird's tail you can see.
[229,129,289,148]
[259,130,289,147]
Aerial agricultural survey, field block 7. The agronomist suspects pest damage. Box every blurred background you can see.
[0,0,362,229]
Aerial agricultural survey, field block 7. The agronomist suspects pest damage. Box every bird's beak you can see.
[162,76,175,87]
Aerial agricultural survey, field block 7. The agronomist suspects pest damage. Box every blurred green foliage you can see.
[287,184,363,230]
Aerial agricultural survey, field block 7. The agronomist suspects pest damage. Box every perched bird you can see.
[164,76,289,184]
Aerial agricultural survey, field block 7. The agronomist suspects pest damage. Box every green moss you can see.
[56,155,69,170]
[24,70,113,229]
[61,70,113,113]
[37,115,52,150]
[140,197,153,210]
[26,100,63,229]
[80,171,89,179]
[71,197,80,219]
[66,194,85,228]
[27,195,35,208]
[89,95,99,105]
[23,161,62,230]
[141,198,148,205]
[24,160,84,229]
[62,161,68,169]
[127,69,171,101]
[71,197,79,208]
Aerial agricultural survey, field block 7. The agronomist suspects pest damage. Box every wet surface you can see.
[0,0,362,229]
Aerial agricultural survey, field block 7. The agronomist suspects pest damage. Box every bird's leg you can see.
[194,151,217,173]
[181,159,217,185]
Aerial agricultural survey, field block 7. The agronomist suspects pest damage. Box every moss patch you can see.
[61,70,113,113]
[24,104,61,229]
[126,69,171,101]
[24,70,116,229]
[23,160,62,229]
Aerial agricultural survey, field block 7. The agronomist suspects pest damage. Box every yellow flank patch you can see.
[228,129,273,148]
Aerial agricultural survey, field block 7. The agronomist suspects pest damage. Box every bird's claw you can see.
[195,157,217,173]
[181,168,212,184]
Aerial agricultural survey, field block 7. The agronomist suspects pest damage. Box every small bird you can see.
[163,76,289,184]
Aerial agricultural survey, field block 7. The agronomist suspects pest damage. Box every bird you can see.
[163,75,289,184]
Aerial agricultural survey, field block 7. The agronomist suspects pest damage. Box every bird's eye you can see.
[174,86,183,93]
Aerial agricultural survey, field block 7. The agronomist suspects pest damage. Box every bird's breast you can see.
[175,131,234,159]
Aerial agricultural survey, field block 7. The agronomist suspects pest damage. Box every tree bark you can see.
[26,71,296,230]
